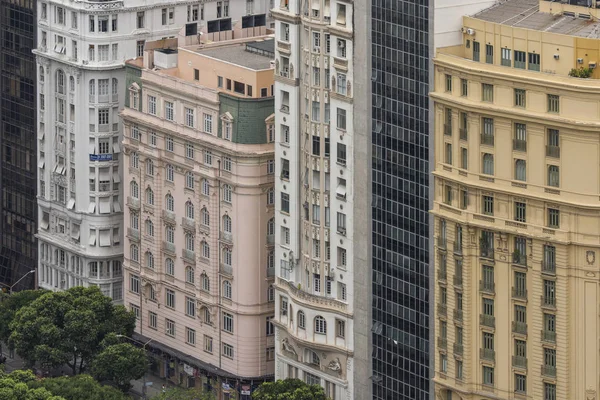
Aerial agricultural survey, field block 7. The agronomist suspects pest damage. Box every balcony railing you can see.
[459,128,467,140]
[480,313,495,328]
[453,241,462,255]
[453,343,463,355]
[480,133,494,146]
[453,274,463,287]
[437,236,447,250]
[512,252,527,266]
[512,287,527,300]
[126,196,140,209]
[541,296,556,309]
[512,321,527,335]
[480,348,495,361]
[453,309,463,322]
[182,249,195,262]
[512,355,527,369]
[438,268,447,281]
[267,234,275,245]
[480,245,494,260]
[438,303,447,316]
[182,217,195,231]
[479,280,495,294]
[162,210,175,223]
[444,124,452,136]
[513,139,527,152]
[220,263,233,276]
[546,145,560,158]
[162,241,176,254]
[542,261,556,274]
[127,228,140,241]
[220,231,233,243]
[541,365,556,378]
[541,330,556,343]
[437,337,447,349]
[267,267,275,277]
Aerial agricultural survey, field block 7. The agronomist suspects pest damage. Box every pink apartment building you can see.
[121,34,276,398]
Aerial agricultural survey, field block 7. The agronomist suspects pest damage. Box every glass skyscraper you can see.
[0,0,37,291]
[371,0,431,398]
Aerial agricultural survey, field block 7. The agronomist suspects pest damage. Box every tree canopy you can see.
[28,374,129,400]
[151,387,216,400]
[0,369,65,400]
[252,379,329,400]
[0,290,48,346]
[9,286,136,374]
[91,341,147,392]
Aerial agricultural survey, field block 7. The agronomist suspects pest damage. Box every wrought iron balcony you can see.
[480,313,495,328]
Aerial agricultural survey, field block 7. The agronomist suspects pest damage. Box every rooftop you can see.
[474,0,600,38]
[190,38,274,70]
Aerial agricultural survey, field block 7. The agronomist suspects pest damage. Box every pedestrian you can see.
[162,383,166,393]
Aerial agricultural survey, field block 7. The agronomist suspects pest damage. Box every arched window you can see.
[201,241,210,259]
[145,251,154,269]
[482,153,494,175]
[307,349,320,366]
[201,207,210,227]
[165,258,175,276]
[515,159,526,181]
[130,244,139,262]
[298,311,306,329]
[165,193,174,212]
[186,266,195,284]
[145,219,154,236]
[130,212,139,230]
[39,66,45,82]
[56,70,65,94]
[130,151,139,168]
[69,76,75,92]
[314,315,327,334]
[165,225,175,244]
[267,188,275,205]
[165,164,174,182]
[201,179,210,196]
[89,79,96,100]
[201,273,210,291]
[223,248,232,266]
[223,184,232,203]
[185,201,194,219]
[145,187,154,205]
[267,217,275,236]
[223,281,232,299]
[185,233,194,252]
[130,181,139,198]
[223,215,232,233]
[146,159,154,176]
[185,171,194,189]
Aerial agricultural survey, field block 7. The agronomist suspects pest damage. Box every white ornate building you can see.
[34,0,273,298]
[271,0,356,398]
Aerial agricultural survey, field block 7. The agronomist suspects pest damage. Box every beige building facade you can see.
[432,1,600,399]
[121,34,276,397]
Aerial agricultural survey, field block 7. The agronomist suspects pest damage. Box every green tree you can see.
[28,374,128,400]
[252,379,329,400]
[0,290,48,347]
[0,369,65,400]
[91,341,147,392]
[9,286,135,374]
[151,387,216,400]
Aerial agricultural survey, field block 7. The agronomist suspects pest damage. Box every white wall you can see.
[434,0,496,48]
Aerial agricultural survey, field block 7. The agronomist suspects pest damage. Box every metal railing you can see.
[512,321,527,335]
[512,287,527,300]
[513,139,527,152]
[541,330,556,343]
[541,261,556,274]
[480,313,495,328]
[480,133,494,146]
[546,145,560,158]
[480,348,495,361]
[512,356,527,369]
[479,280,495,294]
[453,343,463,355]
[541,365,556,378]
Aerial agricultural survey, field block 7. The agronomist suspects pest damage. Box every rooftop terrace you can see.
[186,38,275,71]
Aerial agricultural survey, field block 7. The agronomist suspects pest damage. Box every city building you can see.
[34,0,272,297]
[432,0,600,399]
[0,0,38,291]
[121,34,275,397]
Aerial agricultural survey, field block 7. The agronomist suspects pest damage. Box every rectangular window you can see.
[312,101,320,122]
[501,48,511,66]
[515,201,526,222]
[337,108,346,130]
[165,101,174,121]
[515,373,526,394]
[166,289,175,308]
[445,74,452,92]
[482,266,495,291]
[515,50,526,69]
[136,11,144,29]
[148,95,156,115]
[483,195,494,215]
[186,296,195,317]
[543,279,556,306]
[281,193,290,213]
[223,343,234,359]
[165,136,174,152]
[548,208,560,228]
[149,311,157,329]
[337,212,346,234]
[185,108,195,127]
[165,319,175,336]
[223,312,234,333]
[514,271,527,297]
[528,52,540,71]
[444,143,452,165]
[473,41,480,62]
[514,89,526,107]
[482,83,494,102]
[460,148,467,169]
[204,114,213,133]
[204,335,213,353]
[485,44,493,64]
[483,366,494,386]
[186,328,196,345]
[337,143,347,165]
[461,79,468,97]
[548,94,560,113]
[547,129,560,158]
[545,383,556,400]
[548,165,559,187]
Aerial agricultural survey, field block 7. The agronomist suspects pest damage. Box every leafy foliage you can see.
[151,387,216,400]
[9,286,135,375]
[91,342,147,392]
[0,290,48,347]
[0,369,65,400]
[252,379,329,400]
[28,374,129,400]
[569,67,593,78]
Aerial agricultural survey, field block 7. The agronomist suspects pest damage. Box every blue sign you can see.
[89,154,113,161]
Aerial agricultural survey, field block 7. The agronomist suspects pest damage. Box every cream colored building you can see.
[121,34,275,397]
[431,1,600,399]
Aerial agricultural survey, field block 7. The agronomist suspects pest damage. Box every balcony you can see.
[480,133,494,146]
[444,124,452,136]
[480,245,494,260]
[438,268,447,282]
[512,356,527,369]
[512,252,527,267]
[453,343,463,356]
[437,337,447,349]
[267,267,275,277]
[127,228,140,241]
[278,277,348,313]
[267,234,275,245]
[541,296,556,309]
[512,287,528,300]
[459,128,467,140]
[453,241,462,255]
[182,217,195,232]
[220,231,233,243]
[437,236,447,250]
[480,348,495,361]
[546,145,560,158]
[542,261,556,275]
[453,309,463,322]
[220,263,233,276]
[541,365,557,378]
[453,274,463,287]
[512,321,527,335]
[480,314,495,328]
[126,196,140,210]
[182,249,195,263]
[512,139,527,152]
[162,241,176,255]
[479,280,495,294]
[541,330,556,343]
[437,303,447,317]
[162,210,175,223]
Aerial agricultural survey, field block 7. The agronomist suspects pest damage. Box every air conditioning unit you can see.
[466,28,475,36]
[337,39,345,48]
[578,58,584,64]
[553,54,559,60]
[590,61,597,69]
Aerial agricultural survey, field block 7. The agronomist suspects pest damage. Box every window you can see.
[298,311,306,329]
[145,220,154,236]
[165,258,174,276]
[165,101,174,121]
[548,94,559,113]
[223,281,232,299]
[185,172,194,190]
[204,151,213,166]
[145,187,154,205]
[201,273,209,290]
[482,83,493,102]
[165,136,174,152]
[223,215,232,233]
[201,241,210,259]
[514,88,526,107]
[311,100,320,122]
[336,73,347,95]
[223,185,232,203]
[514,50,526,69]
[545,383,556,400]
[111,15,117,31]
[268,285,275,302]
[146,95,156,115]
[485,44,493,64]
[337,143,347,165]
[98,109,109,126]
[130,274,140,293]
[483,366,494,386]
[136,40,144,57]
[337,212,346,234]
[165,193,175,212]
[515,159,526,182]
[460,148,468,169]
[136,11,144,29]
[281,193,290,213]
[544,348,556,369]
[184,108,195,127]
[548,165,559,187]
[514,201,526,222]
[482,154,494,176]
[547,208,560,228]
[201,179,210,196]
[445,74,452,92]
[266,316,274,336]
[515,374,526,394]
[185,143,194,159]
[223,157,232,172]
[165,319,175,336]
[146,159,155,176]
[186,297,196,317]
[223,312,234,333]
[204,114,213,133]
[544,313,556,336]
[460,78,468,97]
[473,41,480,61]
[547,129,560,157]
[336,319,345,338]
[165,225,175,244]
[444,143,452,165]
[98,45,109,61]
[337,108,346,130]
[528,52,540,71]
[186,327,196,345]
[165,164,174,182]
[314,315,326,334]
[223,343,234,359]
[267,160,275,175]
[130,180,139,198]
[514,123,527,151]
[185,266,195,284]
[280,22,290,41]
[501,48,511,66]
[149,312,157,329]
